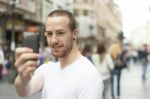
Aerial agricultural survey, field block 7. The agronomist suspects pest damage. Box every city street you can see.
[120,61,150,99]
[0,0,149,99]
[0,61,150,99]
[0,81,41,99]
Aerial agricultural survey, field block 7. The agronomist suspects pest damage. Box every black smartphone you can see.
[23,32,40,53]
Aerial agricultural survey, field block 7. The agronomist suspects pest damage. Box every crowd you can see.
[0,42,14,81]
[81,40,150,99]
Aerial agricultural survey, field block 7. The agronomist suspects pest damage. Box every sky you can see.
[114,0,150,39]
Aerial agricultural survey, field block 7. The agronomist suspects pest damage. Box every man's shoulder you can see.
[77,56,95,67]
[77,57,103,86]
[77,57,99,76]
[35,61,58,74]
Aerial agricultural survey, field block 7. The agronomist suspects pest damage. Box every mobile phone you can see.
[23,32,40,53]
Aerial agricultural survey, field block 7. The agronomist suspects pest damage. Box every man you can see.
[0,43,5,80]
[14,9,103,99]
[138,44,149,81]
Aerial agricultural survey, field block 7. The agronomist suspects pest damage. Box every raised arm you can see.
[14,47,44,97]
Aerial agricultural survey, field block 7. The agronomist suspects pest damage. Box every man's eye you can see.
[45,32,52,37]
[58,32,65,35]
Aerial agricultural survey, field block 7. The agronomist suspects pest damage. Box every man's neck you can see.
[59,45,82,69]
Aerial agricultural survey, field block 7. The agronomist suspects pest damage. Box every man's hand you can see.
[15,47,39,85]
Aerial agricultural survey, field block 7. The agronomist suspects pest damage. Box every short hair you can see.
[97,43,106,54]
[47,9,77,31]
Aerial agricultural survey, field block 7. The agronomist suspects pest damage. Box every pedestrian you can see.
[138,44,149,81]
[0,43,5,81]
[82,44,93,62]
[14,9,103,99]
[92,43,114,99]
[109,40,127,99]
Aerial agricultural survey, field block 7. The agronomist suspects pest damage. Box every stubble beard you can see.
[51,41,73,59]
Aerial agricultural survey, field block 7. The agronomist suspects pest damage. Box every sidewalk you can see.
[120,61,150,99]
[0,81,41,99]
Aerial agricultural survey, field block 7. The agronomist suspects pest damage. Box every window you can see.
[46,0,53,3]
[83,0,87,3]
[74,0,82,3]
[83,10,88,16]
[74,9,79,17]
[99,26,105,37]
[88,0,93,4]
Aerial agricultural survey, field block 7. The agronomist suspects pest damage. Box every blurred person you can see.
[3,43,13,69]
[0,43,5,81]
[82,44,93,62]
[130,48,138,64]
[109,41,127,99]
[14,9,103,99]
[92,43,114,99]
[1,62,9,80]
[138,44,148,81]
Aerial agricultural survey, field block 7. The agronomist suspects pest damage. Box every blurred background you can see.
[0,0,150,99]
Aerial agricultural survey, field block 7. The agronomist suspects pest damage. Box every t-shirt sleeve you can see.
[34,62,53,76]
[77,71,104,99]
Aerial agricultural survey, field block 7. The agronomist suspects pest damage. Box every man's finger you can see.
[15,53,39,68]
[15,47,33,59]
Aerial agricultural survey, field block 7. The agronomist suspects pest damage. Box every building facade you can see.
[0,0,43,51]
[73,0,122,47]
[94,0,122,42]
[0,0,121,50]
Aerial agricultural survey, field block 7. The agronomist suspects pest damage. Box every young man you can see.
[14,9,103,99]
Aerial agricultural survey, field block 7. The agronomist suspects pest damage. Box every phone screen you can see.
[23,32,39,53]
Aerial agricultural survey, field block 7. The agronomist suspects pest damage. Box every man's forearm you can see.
[15,75,32,97]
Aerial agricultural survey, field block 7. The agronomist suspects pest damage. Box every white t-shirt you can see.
[35,56,103,99]
[0,48,4,64]
[92,53,114,80]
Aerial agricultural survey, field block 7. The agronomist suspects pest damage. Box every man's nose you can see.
[51,35,58,43]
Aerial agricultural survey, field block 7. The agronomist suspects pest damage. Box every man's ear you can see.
[73,29,78,40]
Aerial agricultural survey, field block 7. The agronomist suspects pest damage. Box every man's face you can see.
[45,16,75,58]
